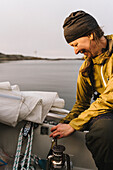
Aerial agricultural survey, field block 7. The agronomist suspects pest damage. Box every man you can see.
[50,10,113,170]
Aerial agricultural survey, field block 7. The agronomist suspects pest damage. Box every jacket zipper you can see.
[101,65,107,87]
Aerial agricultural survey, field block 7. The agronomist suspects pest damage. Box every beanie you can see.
[63,10,99,43]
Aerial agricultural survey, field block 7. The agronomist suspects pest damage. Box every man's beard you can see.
[80,49,93,58]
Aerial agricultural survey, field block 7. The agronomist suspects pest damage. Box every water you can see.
[0,60,83,110]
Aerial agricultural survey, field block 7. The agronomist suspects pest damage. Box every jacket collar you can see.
[85,35,113,65]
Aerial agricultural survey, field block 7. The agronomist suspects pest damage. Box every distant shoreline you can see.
[0,52,84,62]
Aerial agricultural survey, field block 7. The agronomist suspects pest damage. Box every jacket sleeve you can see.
[60,69,93,124]
[69,75,113,130]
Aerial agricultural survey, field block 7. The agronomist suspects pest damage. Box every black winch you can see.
[46,137,72,170]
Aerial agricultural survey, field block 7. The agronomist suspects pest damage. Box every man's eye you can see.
[74,43,78,47]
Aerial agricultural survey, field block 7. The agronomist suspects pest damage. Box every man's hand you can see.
[49,123,75,139]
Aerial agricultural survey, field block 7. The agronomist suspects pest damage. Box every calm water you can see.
[0,60,83,110]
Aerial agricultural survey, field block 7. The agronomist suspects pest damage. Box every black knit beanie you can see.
[63,10,99,43]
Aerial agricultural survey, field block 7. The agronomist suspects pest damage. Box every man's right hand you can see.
[49,123,75,139]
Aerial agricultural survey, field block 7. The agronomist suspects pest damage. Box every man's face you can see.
[69,36,95,58]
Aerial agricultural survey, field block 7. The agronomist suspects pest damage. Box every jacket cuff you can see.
[69,120,82,131]
[59,119,70,124]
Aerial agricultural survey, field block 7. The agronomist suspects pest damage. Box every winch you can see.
[46,137,72,170]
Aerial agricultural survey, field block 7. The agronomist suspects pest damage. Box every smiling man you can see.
[50,10,113,170]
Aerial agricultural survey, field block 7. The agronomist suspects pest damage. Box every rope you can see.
[26,126,34,170]
[20,134,31,169]
[13,122,34,170]
[13,127,23,170]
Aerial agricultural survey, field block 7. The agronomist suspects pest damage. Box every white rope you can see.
[21,134,31,169]
[27,126,34,170]
[13,123,34,170]
[13,127,23,170]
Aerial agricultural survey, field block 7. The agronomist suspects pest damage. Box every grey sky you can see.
[0,0,112,58]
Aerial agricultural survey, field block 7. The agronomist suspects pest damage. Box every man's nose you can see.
[74,47,79,54]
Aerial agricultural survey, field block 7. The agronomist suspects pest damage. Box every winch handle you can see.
[53,136,58,146]
[53,135,60,146]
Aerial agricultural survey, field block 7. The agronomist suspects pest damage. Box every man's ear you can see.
[89,33,94,40]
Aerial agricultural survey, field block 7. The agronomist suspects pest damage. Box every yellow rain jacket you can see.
[60,35,113,130]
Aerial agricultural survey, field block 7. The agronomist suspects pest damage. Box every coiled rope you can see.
[13,122,34,170]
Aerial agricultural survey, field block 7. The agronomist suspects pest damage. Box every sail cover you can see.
[0,82,65,126]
